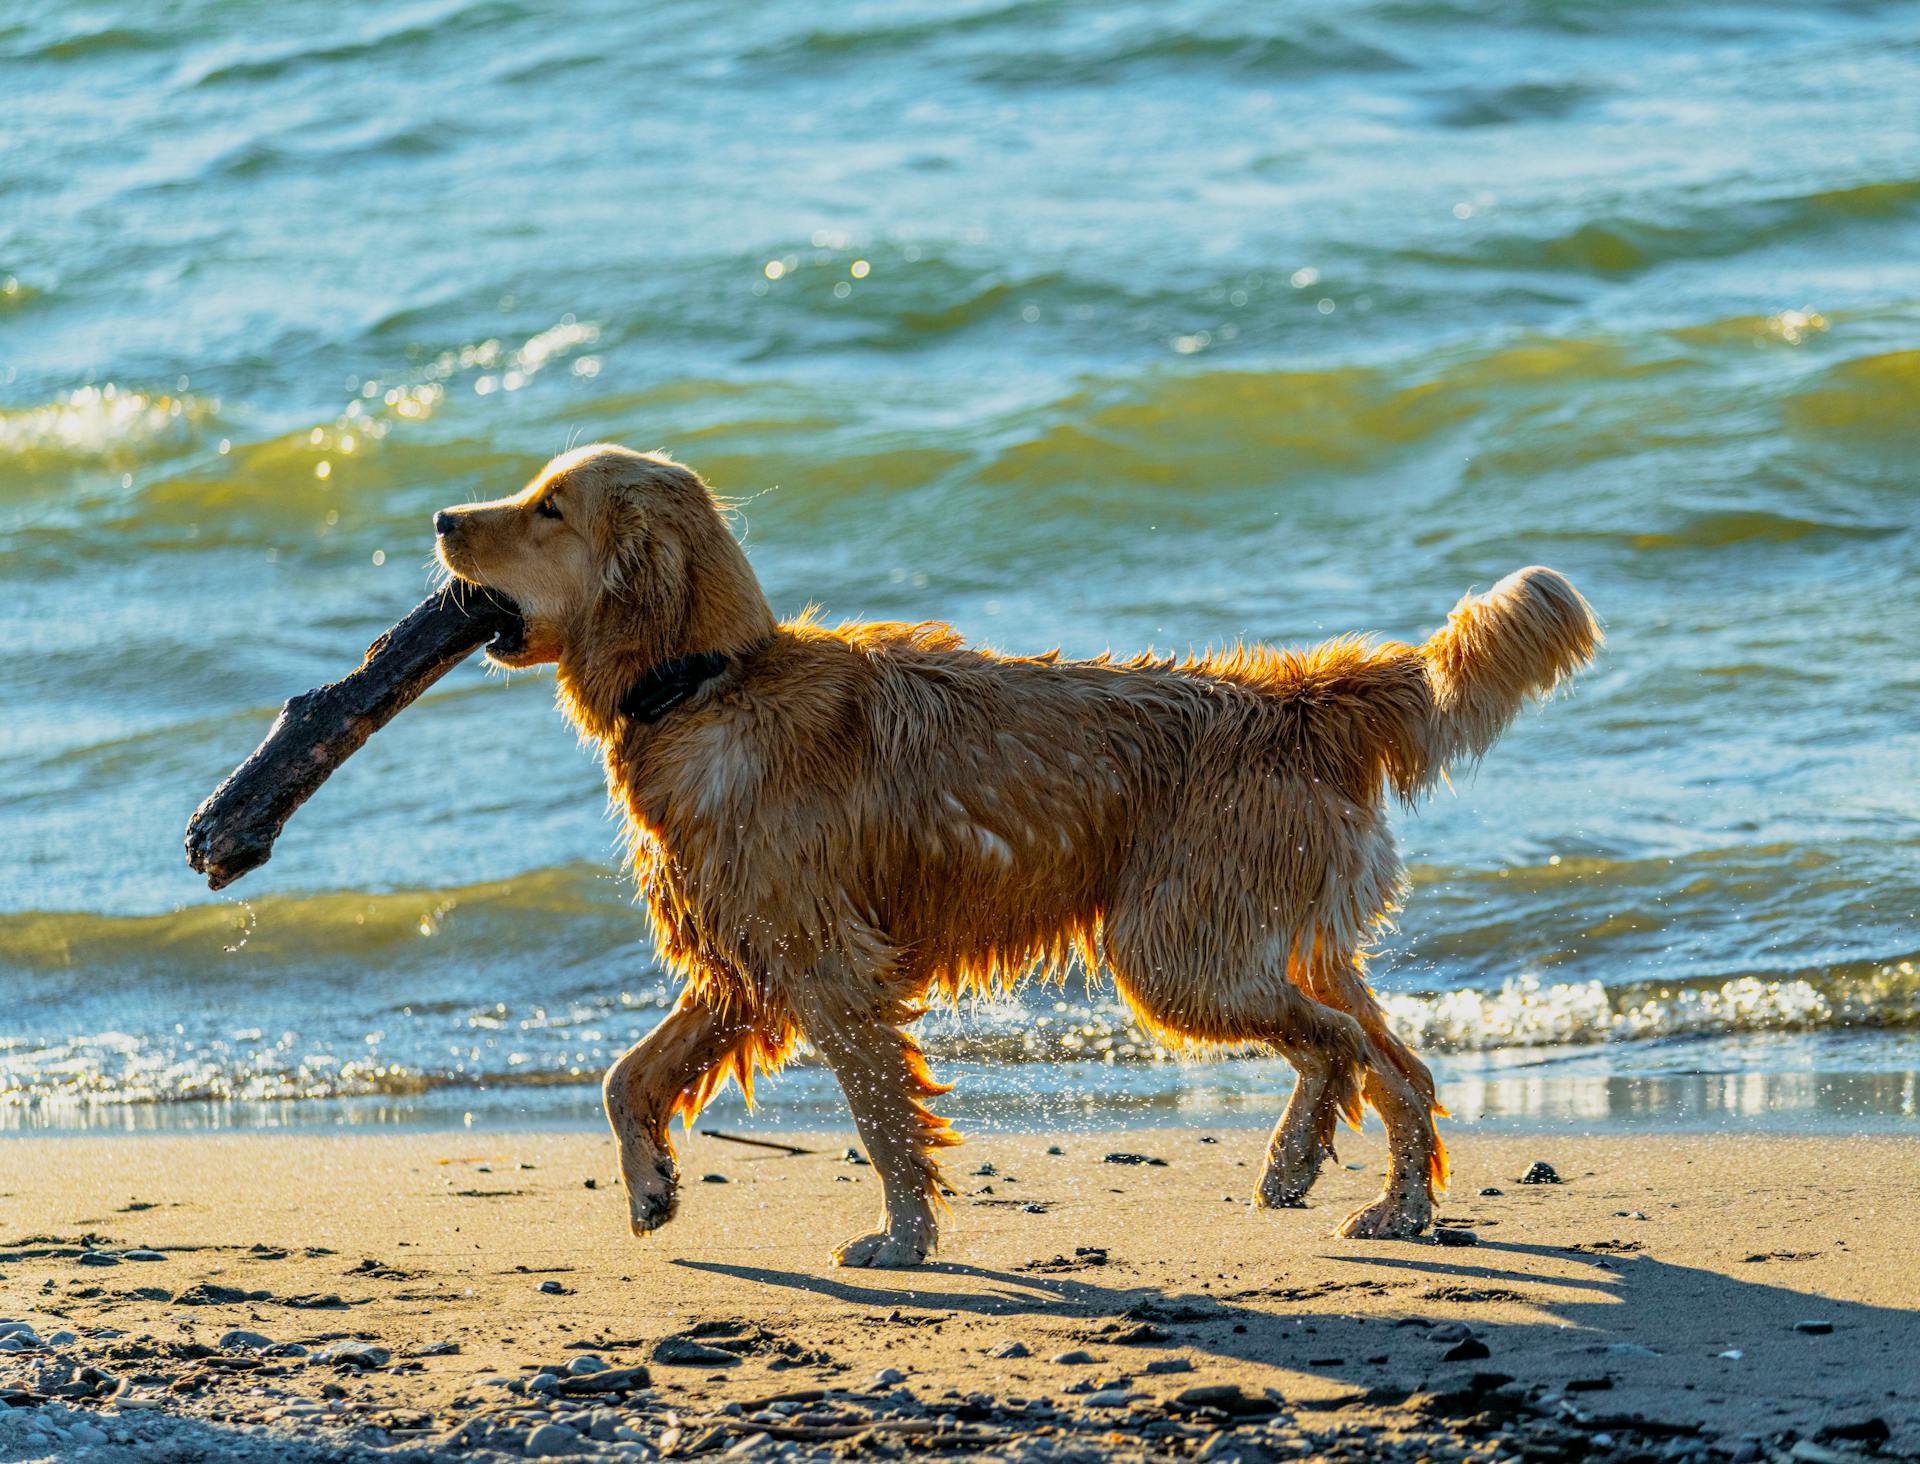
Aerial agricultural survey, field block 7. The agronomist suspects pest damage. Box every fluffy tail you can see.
[1407,566,1600,792]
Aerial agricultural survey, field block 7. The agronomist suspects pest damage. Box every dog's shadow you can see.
[676,1240,1920,1440]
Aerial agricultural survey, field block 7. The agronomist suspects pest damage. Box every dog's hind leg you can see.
[1295,951,1446,1240]
[788,960,958,1270]
[1104,918,1370,1217]
[604,989,790,1238]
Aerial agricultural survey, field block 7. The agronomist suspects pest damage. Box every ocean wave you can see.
[1403,177,1920,277]
[184,0,527,88]
[1784,349,1920,439]
[0,385,218,468]
[6,962,1917,1109]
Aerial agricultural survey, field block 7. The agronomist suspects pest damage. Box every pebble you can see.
[1479,1186,1503,1196]
[538,1280,569,1294]
[1520,1161,1562,1185]
[1050,1349,1095,1365]
[76,1251,121,1266]
[525,1421,583,1456]
[1045,1145,1065,1155]
[565,1354,611,1374]
[874,1366,907,1385]
[989,1340,1031,1358]
[313,1341,390,1368]
[1433,1228,1479,1247]
[1793,1320,1834,1335]
[841,1148,870,1166]
[1428,1323,1473,1344]
[701,1173,729,1183]
[1102,1152,1167,1167]
[122,1250,168,1262]
[655,1336,742,1367]
[1443,1338,1492,1362]
[1145,1358,1193,1374]
[1083,1389,1138,1408]
[218,1330,275,1351]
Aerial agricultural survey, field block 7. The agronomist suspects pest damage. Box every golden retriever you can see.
[435,443,1599,1267]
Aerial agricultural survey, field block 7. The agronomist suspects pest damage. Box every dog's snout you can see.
[433,510,458,537]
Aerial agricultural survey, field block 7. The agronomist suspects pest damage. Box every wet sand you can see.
[1,1128,1914,1461]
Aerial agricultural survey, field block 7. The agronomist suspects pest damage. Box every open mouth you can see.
[446,582,527,658]
[485,600,528,658]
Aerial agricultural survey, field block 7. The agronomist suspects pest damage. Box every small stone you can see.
[46,1330,76,1346]
[1601,1342,1660,1358]
[315,1341,390,1368]
[841,1148,870,1166]
[1045,1145,1065,1156]
[1050,1349,1095,1365]
[527,1371,561,1393]
[567,1355,611,1374]
[1102,1152,1167,1167]
[1145,1358,1193,1374]
[122,1250,167,1262]
[973,1162,997,1176]
[654,1336,740,1367]
[77,1252,121,1267]
[1443,1338,1492,1362]
[218,1330,275,1351]
[1479,1187,1503,1196]
[1520,1161,1561,1185]
[1433,1228,1479,1248]
[989,1340,1030,1359]
[538,1280,569,1294]
[1083,1389,1137,1407]
[874,1366,906,1385]
[583,1177,598,1189]
[1427,1322,1472,1344]
[1565,1376,1613,1391]
[557,1364,652,1394]
[701,1173,729,1184]
[525,1421,582,1456]
[1794,1319,1834,1335]
[1173,1383,1278,1417]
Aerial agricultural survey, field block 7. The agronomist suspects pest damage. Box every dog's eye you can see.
[535,498,563,521]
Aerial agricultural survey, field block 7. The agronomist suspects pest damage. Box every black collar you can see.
[619,652,730,724]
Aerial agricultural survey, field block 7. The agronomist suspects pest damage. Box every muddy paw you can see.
[625,1154,679,1237]
[832,1230,929,1269]
[1337,1194,1431,1240]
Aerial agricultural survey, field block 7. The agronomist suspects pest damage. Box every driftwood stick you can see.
[695,1128,816,1157]
[183,585,522,891]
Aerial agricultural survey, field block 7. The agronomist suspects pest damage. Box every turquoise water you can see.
[2,0,1917,1129]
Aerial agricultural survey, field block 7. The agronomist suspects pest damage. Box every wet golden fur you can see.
[437,444,1600,1266]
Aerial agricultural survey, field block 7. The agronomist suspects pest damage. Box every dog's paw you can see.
[625,1154,680,1237]
[1255,1144,1328,1210]
[1336,1194,1431,1240]
[831,1230,929,1269]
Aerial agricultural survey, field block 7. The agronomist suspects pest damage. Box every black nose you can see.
[434,510,457,537]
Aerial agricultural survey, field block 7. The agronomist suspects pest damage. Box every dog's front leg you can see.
[604,992,755,1237]
[790,973,955,1269]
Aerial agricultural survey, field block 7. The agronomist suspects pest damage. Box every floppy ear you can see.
[594,487,651,600]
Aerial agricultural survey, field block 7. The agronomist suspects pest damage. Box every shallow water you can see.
[2,0,1917,1128]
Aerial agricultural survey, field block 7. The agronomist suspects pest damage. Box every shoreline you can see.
[3,1128,1916,1461]
[8,1044,1920,1138]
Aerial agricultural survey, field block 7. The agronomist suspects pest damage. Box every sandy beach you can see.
[1,1126,1913,1461]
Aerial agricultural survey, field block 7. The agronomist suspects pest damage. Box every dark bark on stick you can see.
[183,586,522,891]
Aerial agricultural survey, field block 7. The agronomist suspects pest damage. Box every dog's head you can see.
[434,444,773,692]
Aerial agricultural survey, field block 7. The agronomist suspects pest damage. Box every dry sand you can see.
[1,1126,1914,1462]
